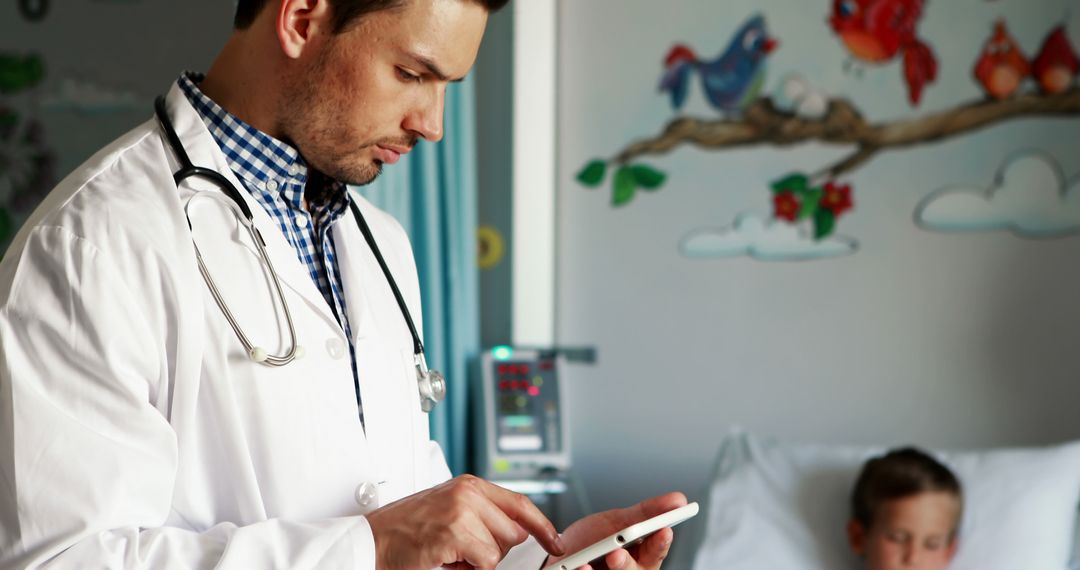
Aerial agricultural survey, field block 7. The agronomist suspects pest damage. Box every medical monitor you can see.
[479,347,570,481]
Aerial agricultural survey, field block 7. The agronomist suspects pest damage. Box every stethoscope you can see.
[153,96,446,413]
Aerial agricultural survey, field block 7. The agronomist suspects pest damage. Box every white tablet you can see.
[542,502,699,570]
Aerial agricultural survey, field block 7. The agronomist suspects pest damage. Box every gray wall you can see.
[553,0,1080,532]
[0,1,232,252]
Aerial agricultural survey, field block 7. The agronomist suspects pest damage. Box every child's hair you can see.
[851,447,963,530]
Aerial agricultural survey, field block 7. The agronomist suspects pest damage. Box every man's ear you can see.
[847,519,867,556]
[276,0,332,59]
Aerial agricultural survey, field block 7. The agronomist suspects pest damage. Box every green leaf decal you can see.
[24,55,44,87]
[813,208,836,240]
[629,164,666,190]
[798,188,822,220]
[771,173,808,195]
[577,160,607,187]
[612,166,636,206]
[0,54,45,95]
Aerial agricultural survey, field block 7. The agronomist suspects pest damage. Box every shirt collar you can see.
[177,72,312,204]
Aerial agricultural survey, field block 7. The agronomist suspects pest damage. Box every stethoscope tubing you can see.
[348,200,425,358]
[153,95,429,371]
[186,192,303,366]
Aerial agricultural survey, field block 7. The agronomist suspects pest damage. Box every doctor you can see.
[0,0,686,568]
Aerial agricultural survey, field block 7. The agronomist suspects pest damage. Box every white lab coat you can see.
[0,84,546,569]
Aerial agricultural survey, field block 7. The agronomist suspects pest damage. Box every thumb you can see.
[626,492,688,523]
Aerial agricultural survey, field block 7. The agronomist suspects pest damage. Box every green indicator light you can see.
[533,377,543,387]
[503,415,534,428]
[492,346,513,360]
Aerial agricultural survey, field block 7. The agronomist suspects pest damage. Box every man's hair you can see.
[235,0,510,33]
[851,447,963,530]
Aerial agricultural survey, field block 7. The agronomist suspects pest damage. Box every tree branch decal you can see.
[577,88,1080,238]
[611,87,1080,174]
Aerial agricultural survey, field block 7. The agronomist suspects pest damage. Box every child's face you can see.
[847,491,960,570]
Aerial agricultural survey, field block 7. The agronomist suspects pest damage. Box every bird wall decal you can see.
[828,0,939,105]
[658,14,778,116]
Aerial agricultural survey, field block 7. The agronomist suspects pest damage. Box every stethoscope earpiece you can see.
[249,347,268,363]
[248,345,302,363]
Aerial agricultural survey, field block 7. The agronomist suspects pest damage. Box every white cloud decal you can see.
[916,152,1080,238]
[679,212,857,261]
[43,78,143,114]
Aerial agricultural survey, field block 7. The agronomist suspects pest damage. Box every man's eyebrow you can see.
[406,52,466,83]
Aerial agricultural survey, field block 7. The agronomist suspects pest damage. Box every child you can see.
[847,447,963,570]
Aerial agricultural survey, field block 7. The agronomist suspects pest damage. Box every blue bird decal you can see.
[659,14,779,116]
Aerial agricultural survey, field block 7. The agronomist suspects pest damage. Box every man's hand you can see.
[366,474,566,570]
[545,492,688,570]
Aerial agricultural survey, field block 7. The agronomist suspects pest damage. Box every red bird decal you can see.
[973,20,1030,100]
[1032,26,1080,95]
[829,0,939,105]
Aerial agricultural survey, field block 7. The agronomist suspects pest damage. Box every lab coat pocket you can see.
[351,339,415,505]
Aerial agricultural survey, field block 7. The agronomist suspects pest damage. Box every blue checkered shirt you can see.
[178,73,364,422]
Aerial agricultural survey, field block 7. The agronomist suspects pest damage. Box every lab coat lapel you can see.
[162,85,340,331]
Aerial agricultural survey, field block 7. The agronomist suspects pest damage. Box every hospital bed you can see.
[668,429,1080,570]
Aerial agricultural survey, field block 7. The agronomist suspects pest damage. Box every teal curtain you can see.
[354,78,479,476]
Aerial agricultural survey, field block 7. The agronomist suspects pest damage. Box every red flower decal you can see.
[773,192,801,222]
[821,182,853,215]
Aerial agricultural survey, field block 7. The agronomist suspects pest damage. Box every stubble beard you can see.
[279,47,384,186]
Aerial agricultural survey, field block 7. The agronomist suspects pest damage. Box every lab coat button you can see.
[355,482,379,508]
[326,338,346,359]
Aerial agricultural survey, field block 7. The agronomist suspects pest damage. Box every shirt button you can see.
[295,215,309,229]
[354,482,379,509]
[326,338,346,360]
[289,163,300,176]
[266,179,279,191]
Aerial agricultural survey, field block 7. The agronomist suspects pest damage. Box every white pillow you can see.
[692,429,1080,570]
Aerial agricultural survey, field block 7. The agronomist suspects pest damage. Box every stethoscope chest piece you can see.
[416,353,447,413]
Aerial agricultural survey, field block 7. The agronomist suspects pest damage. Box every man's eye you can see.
[396,67,421,83]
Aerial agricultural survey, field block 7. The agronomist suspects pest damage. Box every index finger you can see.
[474,478,566,557]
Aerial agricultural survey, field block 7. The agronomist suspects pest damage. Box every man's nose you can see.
[404,87,445,143]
